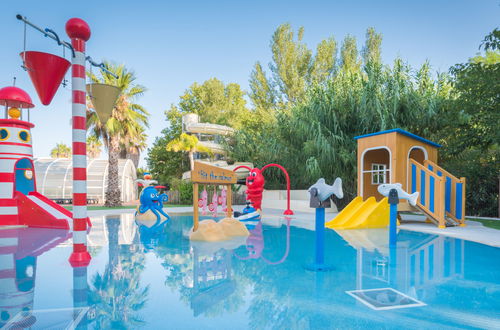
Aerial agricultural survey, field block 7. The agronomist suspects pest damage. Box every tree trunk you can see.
[189,151,194,170]
[105,135,122,207]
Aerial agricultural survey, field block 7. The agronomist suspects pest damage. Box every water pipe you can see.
[261,163,293,215]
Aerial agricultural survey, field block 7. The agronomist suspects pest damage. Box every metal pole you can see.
[16,14,75,57]
[67,18,91,267]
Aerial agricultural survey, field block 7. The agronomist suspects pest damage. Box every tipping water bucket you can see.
[20,51,71,106]
[86,83,121,124]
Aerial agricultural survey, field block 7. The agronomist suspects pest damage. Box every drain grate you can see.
[346,288,426,310]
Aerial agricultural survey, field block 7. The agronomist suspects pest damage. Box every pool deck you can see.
[88,205,500,248]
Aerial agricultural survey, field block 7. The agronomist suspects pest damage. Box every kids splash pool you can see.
[1,213,499,329]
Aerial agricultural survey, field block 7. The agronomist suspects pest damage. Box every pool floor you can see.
[1,214,500,329]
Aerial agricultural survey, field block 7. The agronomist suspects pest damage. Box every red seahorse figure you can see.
[233,164,293,215]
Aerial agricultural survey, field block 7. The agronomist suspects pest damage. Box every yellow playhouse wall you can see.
[393,133,438,193]
[357,131,439,202]
[357,132,398,197]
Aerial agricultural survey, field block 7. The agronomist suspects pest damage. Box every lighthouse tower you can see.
[0,87,35,225]
[0,86,77,229]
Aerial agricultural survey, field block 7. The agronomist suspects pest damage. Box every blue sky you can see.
[0,0,498,167]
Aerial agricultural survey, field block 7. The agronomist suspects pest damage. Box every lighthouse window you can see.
[19,130,30,142]
[0,128,9,141]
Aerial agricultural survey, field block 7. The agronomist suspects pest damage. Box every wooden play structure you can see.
[192,161,237,231]
[354,129,466,228]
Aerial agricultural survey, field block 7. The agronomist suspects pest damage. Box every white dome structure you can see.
[33,158,138,203]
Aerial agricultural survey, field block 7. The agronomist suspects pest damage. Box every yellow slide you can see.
[326,196,390,229]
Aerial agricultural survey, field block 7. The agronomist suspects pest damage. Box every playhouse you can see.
[328,129,466,229]
[355,129,440,203]
[354,129,466,228]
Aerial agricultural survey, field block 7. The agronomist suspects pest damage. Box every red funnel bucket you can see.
[20,51,71,105]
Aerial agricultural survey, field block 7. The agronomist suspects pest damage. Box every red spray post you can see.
[233,163,294,215]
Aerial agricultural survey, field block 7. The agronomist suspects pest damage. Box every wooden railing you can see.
[409,159,446,228]
[423,160,466,226]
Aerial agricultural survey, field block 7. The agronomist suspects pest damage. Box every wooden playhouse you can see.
[354,129,466,228]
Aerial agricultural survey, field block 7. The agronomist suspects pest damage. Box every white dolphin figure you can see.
[377,183,419,206]
[308,178,344,202]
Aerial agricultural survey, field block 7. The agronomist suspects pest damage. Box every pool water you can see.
[1,214,500,329]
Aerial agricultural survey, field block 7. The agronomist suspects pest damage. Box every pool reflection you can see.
[2,214,498,329]
[0,227,70,328]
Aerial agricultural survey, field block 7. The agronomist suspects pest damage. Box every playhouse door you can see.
[14,158,36,195]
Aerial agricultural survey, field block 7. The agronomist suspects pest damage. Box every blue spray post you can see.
[305,178,343,272]
[388,189,399,247]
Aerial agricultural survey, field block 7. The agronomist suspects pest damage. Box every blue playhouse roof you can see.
[354,128,442,148]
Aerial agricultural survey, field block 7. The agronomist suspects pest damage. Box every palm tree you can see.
[166,133,212,170]
[50,143,71,158]
[87,62,149,207]
[87,135,103,159]
[120,125,147,169]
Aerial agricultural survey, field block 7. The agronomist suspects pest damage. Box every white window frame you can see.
[371,163,388,185]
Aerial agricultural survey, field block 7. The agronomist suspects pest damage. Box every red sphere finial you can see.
[65,18,91,41]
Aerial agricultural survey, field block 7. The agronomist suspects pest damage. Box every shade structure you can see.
[86,83,121,124]
[20,51,71,106]
[33,158,138,203]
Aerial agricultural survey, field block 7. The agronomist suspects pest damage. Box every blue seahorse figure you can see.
[136,186,171,225]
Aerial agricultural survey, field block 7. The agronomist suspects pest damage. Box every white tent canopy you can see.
[34,158,138,203]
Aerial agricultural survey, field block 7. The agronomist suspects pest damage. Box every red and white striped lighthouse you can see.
[0,87,35,225]
[66,18,92,267]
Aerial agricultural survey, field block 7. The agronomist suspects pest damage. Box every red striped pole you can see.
[66,18,91,267]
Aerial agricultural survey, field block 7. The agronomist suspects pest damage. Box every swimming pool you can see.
[1,214,499,329]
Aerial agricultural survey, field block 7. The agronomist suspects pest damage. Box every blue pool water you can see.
[1,214,500,329]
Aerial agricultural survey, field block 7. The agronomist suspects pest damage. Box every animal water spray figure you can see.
[136,186,171,224]
[377,183,419,206]
[307,177,344,271]
[233,164,293,215]
[198,187,208,215]
[377,183,420,245]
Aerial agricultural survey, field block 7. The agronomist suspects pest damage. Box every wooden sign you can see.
[191,161,235,231]
[191,161,237,184]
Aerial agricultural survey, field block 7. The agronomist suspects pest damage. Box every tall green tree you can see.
[362,27,382,65]
[147,78,249,183]
[232,28,453,206]
[248,23,338,111]
[441,29,500,216]
[87,63,149,207]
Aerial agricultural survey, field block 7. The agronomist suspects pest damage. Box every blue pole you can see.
[315,207,325,265]
[389,203,397,247]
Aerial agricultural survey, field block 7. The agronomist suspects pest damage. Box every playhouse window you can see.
[371,164,387,184]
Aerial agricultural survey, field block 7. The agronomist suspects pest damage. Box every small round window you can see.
[0,128,9,141]
[18,130,30,143]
